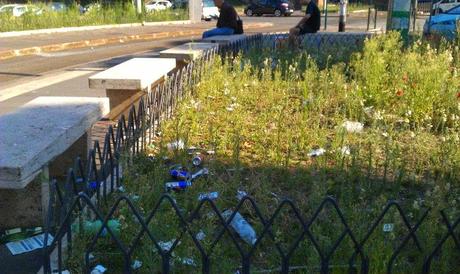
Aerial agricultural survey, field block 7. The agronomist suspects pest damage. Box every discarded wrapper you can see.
[342,121,364,133]
[180,257,197,266]
[132,260,142,270]
[341,146,351,156]
[157,239,176,252]
[307,148,326,157]
[198,192,219,201]
[192,155,202,166]
[236,190,248,201]
[91,265,107,274]
[167,140,185,150]
[6,233,54,255]
[196,230,206,241]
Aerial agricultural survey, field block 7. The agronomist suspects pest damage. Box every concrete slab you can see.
[159,42,217,61]
[0,96,109,189]
[88,58,176,90]
[202,34,247,44]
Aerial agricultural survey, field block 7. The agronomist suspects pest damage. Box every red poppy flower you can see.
[396,89,404,97]
[402,74,409,83]
[457,92,460,99]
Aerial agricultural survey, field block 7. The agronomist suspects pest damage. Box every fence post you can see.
[162,254,171,273]
[241,256,250,274]
[367,7,371,31]
[339,0,347,32]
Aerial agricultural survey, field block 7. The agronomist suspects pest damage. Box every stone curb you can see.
[0,23,273,61]
[0,20,192,38]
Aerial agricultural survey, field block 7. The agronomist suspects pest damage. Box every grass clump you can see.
[0,3,187,32]
[67,33,460,273]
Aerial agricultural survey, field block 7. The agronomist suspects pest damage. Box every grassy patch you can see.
[67,33,460,273]
[0,4,188,32]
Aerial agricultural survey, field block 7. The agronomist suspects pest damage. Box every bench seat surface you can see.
[89,58,176,90]
[0,96,109,189]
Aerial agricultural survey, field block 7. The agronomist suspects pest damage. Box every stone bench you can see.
[88,58,176,113]
[159,42,218,62]
[0,96,109,229]
[201,34,248,44]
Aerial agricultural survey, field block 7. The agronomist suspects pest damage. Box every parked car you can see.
[244,0,293,17]
[49,2,67,12]
[0,4,40,17]
[145,0,172,12]
[424,5,460,39]
[431,0,460,14]
[202,0,219,21]
[172,0,187,9]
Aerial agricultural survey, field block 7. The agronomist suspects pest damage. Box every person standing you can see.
[288,0,320,47]
[202,0,239,38]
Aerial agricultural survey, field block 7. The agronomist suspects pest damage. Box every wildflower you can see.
[342,121,364,133]
[402,73,409,83]
[457,91,460,99]
[396,89,404,97]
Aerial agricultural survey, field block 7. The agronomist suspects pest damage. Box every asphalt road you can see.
[0,13,389,114]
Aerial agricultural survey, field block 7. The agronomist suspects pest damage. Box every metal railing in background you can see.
[367,6,378,31]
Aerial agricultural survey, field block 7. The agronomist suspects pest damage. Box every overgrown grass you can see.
[67,33,460,273]
[0,4,188,32]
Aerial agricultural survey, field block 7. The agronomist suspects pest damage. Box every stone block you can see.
[159,42,217,61]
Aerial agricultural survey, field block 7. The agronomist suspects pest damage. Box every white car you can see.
[202,0,219,21]
[0,4,29,17]
[145,0,173,12]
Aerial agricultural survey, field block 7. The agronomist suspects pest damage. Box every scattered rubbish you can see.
[342,121,364,133]
[236,190,248,201]
[53,270,70,274]
[192,155,202,166]
[170,168,190,180]
[117,186,126,193]
[91,264,107,274]
[71,220,120,237]
[341,146,351,156]
[148,155,156,161]
[196,230,206,241]
[187,146,199,155]
[167,140,185,150]
[76,177,84,184]
[88,181,98,190]
[0,227,43,244]
[130,194,140,202]
[165,181,192,192]
[157,239,176,252]
[6,233,54,255]
[180,257,197,266]
[88,252,95,261]
[132,260,142,270]
[198,192,219,201]
[191,168,209,180]
[206,150,215,155]
[383,223,394,232]
[307,148,326,157]
[222,210,257,245]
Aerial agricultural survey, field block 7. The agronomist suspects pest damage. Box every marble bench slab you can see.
[159,42,218,61]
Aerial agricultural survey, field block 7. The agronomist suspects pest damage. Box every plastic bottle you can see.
[165,181,192,191]
[72,220,120,237]
[221,210,257,245]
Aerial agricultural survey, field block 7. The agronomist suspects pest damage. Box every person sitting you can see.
[288,0,320,47]
[202,0,238,39]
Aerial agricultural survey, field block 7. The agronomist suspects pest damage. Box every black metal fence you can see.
[42,34,459,274]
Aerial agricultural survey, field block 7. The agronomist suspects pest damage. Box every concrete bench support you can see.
[88,58,176,111]
[0,96,109,229]
[159,42,218,63]
[201,34,248,44]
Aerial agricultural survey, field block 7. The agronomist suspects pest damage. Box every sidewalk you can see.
[0,21,273,60]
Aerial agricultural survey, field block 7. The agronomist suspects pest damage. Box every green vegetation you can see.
[0,3,188,32]
[67,33,460,273]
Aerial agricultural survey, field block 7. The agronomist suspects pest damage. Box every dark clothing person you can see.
[216,2,238,31]
[299,1,320,34]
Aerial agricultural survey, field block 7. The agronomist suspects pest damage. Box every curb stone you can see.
[0,20,192,38]
[0,22,273,61]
